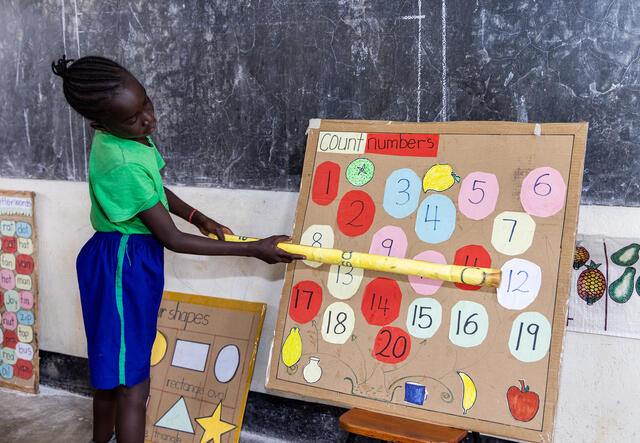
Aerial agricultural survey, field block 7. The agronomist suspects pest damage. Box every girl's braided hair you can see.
[51,55,128,121]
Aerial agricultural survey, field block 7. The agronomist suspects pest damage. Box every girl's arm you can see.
[138,201,304,264]
[164,186,232,240]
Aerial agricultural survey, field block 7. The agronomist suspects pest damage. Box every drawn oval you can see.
[214,344,240,383]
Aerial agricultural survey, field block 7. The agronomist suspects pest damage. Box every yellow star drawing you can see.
[195,402,236,443]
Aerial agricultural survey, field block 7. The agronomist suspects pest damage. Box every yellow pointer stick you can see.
[209,233,502,288]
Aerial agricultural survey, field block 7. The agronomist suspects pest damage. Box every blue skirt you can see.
[76,232,164,389]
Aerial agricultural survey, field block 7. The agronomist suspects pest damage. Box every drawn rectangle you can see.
[171,339,210,372]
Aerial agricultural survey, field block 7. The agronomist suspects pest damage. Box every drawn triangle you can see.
[154,396,195,434]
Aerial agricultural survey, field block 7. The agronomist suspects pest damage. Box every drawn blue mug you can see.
[404,381,428,405]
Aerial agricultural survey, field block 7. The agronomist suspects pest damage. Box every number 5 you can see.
[468,180,486,204]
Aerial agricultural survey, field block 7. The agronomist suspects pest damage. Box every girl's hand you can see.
[252,235,306,264]
[192,212,234,241]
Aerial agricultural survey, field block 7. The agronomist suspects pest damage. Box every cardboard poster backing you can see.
[145,291,265,443]
[0,190,39,394]
[266,120,588,442]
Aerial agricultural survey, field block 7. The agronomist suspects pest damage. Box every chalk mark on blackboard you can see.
[128,4,150,42]
[400,1,425,122]
[418,0,423,122]
[23,109,31,147]
[15,38,21,87]
[441,0,448,122]
[72,0,88,175]
[60,0,67,53]
[73,0,81,54]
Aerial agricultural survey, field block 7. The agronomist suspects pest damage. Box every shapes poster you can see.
[568,234,640,339]
[266,121,587,442]
[145,291,265,443]
[0,190,38,394]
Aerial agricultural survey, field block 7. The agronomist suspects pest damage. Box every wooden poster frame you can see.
[145,291,266,443]
[266,120,588,442]
[0,190,39,394]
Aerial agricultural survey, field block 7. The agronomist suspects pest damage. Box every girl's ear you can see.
[90,121,107,131]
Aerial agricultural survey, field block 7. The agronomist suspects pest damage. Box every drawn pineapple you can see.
[576,261,606,305]
[573,245,590,269]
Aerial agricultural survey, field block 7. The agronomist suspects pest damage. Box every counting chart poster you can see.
[0,190,39,394]
[266,120,587,442]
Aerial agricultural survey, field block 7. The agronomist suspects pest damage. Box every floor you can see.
[2,386,93,442]
[0,385,381,443]
[1,385,504,443]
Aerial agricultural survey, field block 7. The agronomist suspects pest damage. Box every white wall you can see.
[1,178,638,442]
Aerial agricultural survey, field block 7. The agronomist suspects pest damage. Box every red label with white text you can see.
[365,133,439,157]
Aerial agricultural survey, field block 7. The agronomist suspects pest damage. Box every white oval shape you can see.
[214,344,240,383]
[300,224,335,268]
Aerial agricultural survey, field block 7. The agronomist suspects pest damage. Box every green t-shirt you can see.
[88,130,169,234]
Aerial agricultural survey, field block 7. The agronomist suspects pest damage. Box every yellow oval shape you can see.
[282,327,302,367]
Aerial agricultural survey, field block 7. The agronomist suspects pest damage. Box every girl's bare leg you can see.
[93,387,117,442]
[114,377,150,443]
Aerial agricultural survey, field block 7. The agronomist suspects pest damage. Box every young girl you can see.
[51,55,303,443]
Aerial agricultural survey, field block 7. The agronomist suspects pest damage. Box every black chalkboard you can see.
[1,1,638,205]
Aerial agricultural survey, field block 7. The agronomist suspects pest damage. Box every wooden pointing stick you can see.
[210,233,502,288]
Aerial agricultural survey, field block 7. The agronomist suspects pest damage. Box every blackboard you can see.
[0,1,638,205]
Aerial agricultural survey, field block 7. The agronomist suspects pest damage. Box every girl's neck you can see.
[133,136,151,147]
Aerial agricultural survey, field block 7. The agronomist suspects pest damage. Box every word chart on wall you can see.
[266,120,587,441]
[145,291,265,443]
[0,190,38,394]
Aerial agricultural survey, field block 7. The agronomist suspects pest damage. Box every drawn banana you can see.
[457,370,477,415]
[282,327,302,367]
[422,164,460,192]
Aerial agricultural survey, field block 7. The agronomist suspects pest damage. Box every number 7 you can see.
[503,218,518,242]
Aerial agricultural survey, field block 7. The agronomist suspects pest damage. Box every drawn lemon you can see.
[422,164,460,192]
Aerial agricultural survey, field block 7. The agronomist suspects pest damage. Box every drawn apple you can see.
[506,379,539,422]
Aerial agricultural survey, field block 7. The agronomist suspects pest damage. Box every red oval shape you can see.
[373,327,411,364]
[289,280,323,324]
[453,245,492,291]
[361,278,402,326]
[337,190,375,237]
[1,237,17,253]
[3,330,18,349]
[15,359,33,379]
[312,161,340,206]
[16,254,34,275]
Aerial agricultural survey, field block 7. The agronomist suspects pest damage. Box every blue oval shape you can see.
[383,168,421,219]
[16,222,32,238]
[17,310,34,326]
[415,194,457,244]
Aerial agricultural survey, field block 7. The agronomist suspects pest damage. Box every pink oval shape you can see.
[520,167,566,217]
[458,172,499,220]
[408,250,447,295]
[0,270,15,290]
[369,226,408,257]
[19,291,33,309]
[2,311,17,330]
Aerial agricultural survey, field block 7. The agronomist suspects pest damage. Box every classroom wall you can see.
[1,176,638,442]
